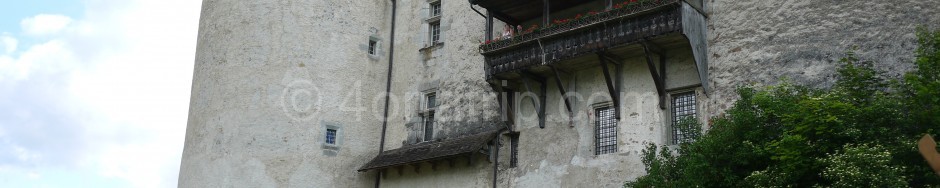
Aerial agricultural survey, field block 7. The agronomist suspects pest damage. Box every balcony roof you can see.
[358,129,501,172]
[477,0,710,92]
[470,0,597,24]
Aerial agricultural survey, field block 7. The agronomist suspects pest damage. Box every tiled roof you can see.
[358,129,501,172]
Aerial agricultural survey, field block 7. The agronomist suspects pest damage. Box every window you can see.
[671,92,697,144]
[510,134,519,167]
[430,2,441,17]
[422,92,437,142]
[429,22,441,44]
[594,106,617,155]
[368,39,377,55]
[425,1,442,45]
[325,129,337,145]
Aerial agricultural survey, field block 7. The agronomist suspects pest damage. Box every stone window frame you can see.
[365,35,382,60]
[429,1,441,18]
[321,122,343,151]
[368,38,378,55]
[425,0,442,46]
[429,21,441,45]
[419,90,438,142]
[668,89,698,145]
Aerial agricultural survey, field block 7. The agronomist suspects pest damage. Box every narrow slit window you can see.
[510,134,519,168]
[422,92,436,142]
[325,129,337,145]
[594,106,617,155]
[368,40,377,55]
[671,92,697,144]
[424,112,434,141]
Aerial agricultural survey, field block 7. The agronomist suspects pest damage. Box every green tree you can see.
[626,28,940,187]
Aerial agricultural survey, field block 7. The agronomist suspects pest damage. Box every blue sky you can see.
[0,0,201,187]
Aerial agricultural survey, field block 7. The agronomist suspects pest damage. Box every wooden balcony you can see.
[475,0,707,83]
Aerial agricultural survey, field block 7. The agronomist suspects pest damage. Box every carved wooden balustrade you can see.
[479,0,687,79]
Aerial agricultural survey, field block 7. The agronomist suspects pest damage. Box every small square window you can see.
[368,40,377,55]
[429,22,441,44]
[430,2,441,17]
[325,129,337,145]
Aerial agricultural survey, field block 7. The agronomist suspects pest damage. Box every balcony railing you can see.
[479,0,688,79]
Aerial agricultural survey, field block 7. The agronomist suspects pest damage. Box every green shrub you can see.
[626,28,940,187]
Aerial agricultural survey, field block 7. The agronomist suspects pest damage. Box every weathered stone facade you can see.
[180,0,940,187]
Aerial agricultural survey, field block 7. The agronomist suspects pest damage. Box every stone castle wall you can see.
[180,0,940,187]
[705,0,940,117]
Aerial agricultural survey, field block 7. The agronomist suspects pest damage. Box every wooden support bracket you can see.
[489,79,513,125]
[520,72,548,129]
[597,53,621,120]
[550,65,574,126]
[642,42,667,109]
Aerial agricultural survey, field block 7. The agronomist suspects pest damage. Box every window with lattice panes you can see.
[671,92,697,144]
[421,92,436,142]
[430,1,441,17]
[325,129,337,145]
[429,22,440,44]
[594,106,617,155]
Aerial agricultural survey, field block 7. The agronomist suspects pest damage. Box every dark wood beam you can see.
[659,53,667,109]
[550,65,574,125]
[492,133,500,188]
[597,53,621,120]
[615,60,623,115]
[489,79,513,125]
[521,77,541,126]
[519,71,547,129]
[486,10,494,41]
[601,54,622,65]
[642,43,667,109]
[643,41,666,56]
[537,77,547,129]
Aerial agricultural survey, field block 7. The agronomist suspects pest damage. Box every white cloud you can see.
[0,0,201,187]
[21,14,73,36]
[1,34,16,54]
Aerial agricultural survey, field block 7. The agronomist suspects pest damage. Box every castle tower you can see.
[180,1,394,187]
